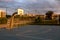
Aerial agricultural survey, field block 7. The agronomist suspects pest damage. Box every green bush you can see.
[14,15,20,18]
[0,17,7,24]
[34,16,42,23]
[43,20,58,24]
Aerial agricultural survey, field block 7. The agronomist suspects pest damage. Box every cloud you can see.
[0,0,60,14]
[24,0,37,3]
[0,0,13,2]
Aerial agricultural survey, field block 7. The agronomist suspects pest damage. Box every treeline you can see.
[0,11,60,25]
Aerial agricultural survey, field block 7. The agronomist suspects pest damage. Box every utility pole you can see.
[6,7,8,15]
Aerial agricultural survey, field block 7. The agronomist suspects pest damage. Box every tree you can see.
[34,16,42,23]
[45,11,54,20]
[6,15,11,19]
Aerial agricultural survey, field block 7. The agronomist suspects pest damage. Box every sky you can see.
[0,0,60,15]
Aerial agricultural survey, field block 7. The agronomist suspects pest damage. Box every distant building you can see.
[18,9,24,15]
[26,14,36,17]
[0,10,6,18]
[52,14,59,20]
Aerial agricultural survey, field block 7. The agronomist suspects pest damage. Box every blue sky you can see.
[0,0,60,15]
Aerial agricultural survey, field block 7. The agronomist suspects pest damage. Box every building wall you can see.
[0,10,6,18]
[18,9,24,15]
[52,14,59,20]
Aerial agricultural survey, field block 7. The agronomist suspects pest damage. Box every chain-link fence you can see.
[43,15,60,24]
